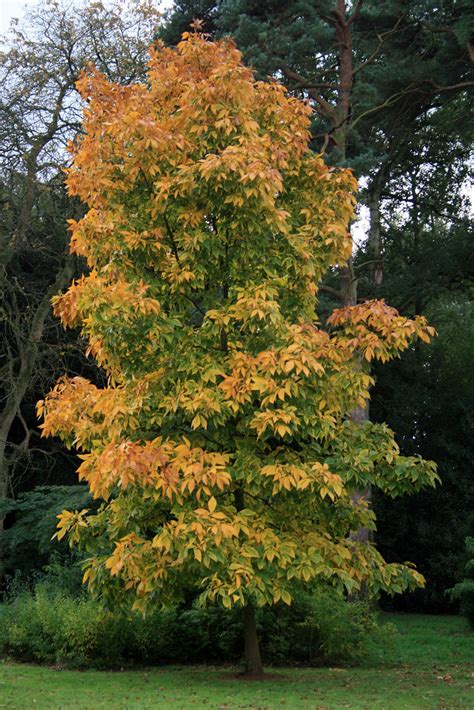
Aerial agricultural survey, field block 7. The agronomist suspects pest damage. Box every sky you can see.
[0,0,27,34]
[0,0,172,36]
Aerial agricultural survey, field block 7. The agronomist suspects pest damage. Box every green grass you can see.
[0,614,472,709]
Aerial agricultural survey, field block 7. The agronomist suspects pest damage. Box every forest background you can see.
[0,0,472,626]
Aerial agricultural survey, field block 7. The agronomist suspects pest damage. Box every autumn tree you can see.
[39,33,438,675]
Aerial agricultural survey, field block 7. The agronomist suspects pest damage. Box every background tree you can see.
[352,88,473,608]
[372,297,474,610]
[160,0,472,299]
[0,0,160,566]
[39,33,437,676]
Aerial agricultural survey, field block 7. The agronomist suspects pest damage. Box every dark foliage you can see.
[0,579,393,668]
[0,486,94,586]
[372,299,474,611]
[449,537,474,628]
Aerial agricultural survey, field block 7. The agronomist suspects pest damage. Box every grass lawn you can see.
[0,613,472,709]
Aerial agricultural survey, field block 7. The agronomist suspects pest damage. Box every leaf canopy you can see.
[39,33,437,613]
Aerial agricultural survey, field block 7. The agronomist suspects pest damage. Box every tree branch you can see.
[318,283,344,301]
[348,0,364,27]
[163,213,182,267]
[353,16,404,77]
[282,66,336,120]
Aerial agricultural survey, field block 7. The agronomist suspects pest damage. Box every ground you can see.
[0,614,472,709]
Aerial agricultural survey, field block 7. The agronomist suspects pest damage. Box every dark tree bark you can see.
[367,166,389,288]
[233,486,264,675]
[243,601,263,677]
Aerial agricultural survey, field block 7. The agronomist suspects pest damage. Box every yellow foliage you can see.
[38,32,437,614]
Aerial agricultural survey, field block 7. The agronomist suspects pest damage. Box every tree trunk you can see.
[349,400,371,542]
[348,168,388,571]
[367,167,388,288]
[243,601,263,677]
[340,254,357,308]
[0,256,74,538]
[233,486,264,676]
[342,247,371,598]
[0,440,10,530]
[332,0,353,162]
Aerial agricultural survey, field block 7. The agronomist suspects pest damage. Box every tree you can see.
[0,0,161,549]
[0,485,94,583]
[370,294,474,611]
[39,33,438,675]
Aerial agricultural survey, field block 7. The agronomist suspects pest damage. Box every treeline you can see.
[0,0,473,611]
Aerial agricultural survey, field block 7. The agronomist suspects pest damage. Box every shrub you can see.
[258,588,394,665]
[0,580,394,668]
[449,537,474,629]
[0,587,129,667]
[0,486,94,585]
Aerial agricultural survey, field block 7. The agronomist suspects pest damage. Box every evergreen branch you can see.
[353,16,405,76]
[348,0,364,27]
[282,66,335,120]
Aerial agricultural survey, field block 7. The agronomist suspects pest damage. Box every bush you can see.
[0,579,394,668]
[449,537,474,629]
[258,588,394,666]
[0,590,242,668]
[0,485,95,590]
[0,588,130,667]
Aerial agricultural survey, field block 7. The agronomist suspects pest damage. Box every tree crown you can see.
[39,33,437,613]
